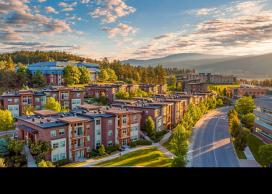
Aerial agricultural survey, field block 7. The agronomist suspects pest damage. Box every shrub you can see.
[259,145,272,167]
[54,159,70,167]
[151,130,168,142]
[171,156,186,167]
[98,145,106,156]
[105,145,120,154]
[38,160,55,167]
[129,140,152,148]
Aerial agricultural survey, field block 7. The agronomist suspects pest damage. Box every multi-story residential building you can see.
[0,87,84,117]
[16,106,140,162]
[149,102,174,129]
[16,110,93,162]
[112,103,164,132]
[253,97,272,143]
[77,105,142,146]
[180,73,237,84]
[230,87,268,98]
[1,90,47,117]
[28,61,100,86]
[42,87,84,110]
[185,82,209,94]
[85,84,117,104]
[103,108,142,146]
[139,84,167,94]
[163,99,187,126]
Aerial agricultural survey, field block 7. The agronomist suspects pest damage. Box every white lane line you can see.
[212,118,220,167]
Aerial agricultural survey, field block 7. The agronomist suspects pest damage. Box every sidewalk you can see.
[24,145,37,167]
[239,147,261,167]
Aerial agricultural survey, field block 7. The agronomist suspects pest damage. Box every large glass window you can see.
[95,119,101,125]
[52,143,59,149]
[51,130,57,137]
[60,141,65,148]
[60,153,66,160]
[108,130,113,137]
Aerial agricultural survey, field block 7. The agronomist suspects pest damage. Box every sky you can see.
[1,0,272,60]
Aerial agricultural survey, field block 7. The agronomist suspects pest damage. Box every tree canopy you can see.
[45,97,62,112]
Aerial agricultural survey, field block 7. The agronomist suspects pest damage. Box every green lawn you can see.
[95,147,172,167]
[247,134,266,166]
[162,136,174,154]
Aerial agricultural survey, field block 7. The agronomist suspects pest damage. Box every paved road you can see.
[188,107,240,167]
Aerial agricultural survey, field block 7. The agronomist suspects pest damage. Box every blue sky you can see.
[1,0,272,60]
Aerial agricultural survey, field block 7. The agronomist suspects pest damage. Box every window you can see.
[35,98,40,103]
[86,147,91,152]
[108,119,113,125]
[123,116,127,124]
[87,136,90,142]
[52,143,59,149]
[60,141,65,148]
[86,125,91,130]
[8,98,12,103]
[59,129,65,136]
[60,153,66,160]
[108,141,113,146]
[108,130,113,137]
[52,154,59,162]
[95,119,101,125]
[96,129,101,136]
[77,127,83,136]
[14,98,19,103]
[51,130,57,137]
[122,129,127,136]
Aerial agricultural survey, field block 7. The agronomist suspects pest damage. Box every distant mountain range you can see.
[122,53,272,79]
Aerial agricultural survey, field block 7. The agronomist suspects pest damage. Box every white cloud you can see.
[45,6,59,14]
[58,1,78,12]
[38,0,46,3]
[90,0,136,23]
[103,23,137,38]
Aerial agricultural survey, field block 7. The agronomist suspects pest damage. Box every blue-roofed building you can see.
[28,61,100,86]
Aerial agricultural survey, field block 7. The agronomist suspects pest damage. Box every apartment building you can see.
[112,103,164,132]
[103,108,142,146]
[139,84,167,94]
[254,97,272,143]
[149,102,174,129]
[16,110,93,162]
[16,106,140,162]
[231,87,268,98]
[85,84,117,104]
[28,61,100,86]
[1,90,46,117]
[42,87,84,110]
[78,104,142,146]
[163,99,187,126]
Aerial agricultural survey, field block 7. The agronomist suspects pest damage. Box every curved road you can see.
[188,107,240,167]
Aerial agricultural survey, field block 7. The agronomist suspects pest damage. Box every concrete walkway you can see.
[159,131,172,145]
[154,143,175,159]
[24,145,37,167]
[239,147,261,167]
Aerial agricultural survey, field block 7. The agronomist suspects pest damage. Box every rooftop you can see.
[34,110,59,117]
[58,116,90,123]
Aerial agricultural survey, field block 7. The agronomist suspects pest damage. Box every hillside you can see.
[122,53,235,66]
[197,53,272,79]
[123,52,272,79]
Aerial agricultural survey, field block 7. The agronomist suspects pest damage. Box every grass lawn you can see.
[95,147,172,167]
[162,136,175,154]
[62,161,88,167]
[247,134,266,166]
[67,84,88,88]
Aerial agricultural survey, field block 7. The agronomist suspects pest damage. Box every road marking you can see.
[212,118,220,167]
